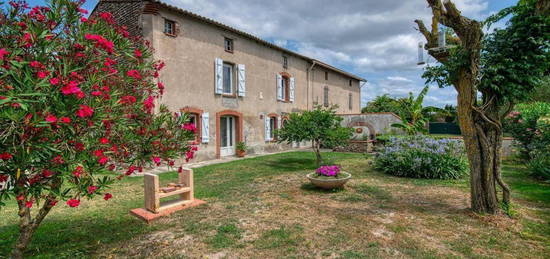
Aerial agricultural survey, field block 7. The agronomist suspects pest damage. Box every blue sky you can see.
[25,0,518,108]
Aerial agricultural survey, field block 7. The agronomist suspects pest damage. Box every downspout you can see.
[307,61,317,110]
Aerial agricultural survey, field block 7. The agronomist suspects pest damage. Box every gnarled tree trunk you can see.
[416,0,511,214]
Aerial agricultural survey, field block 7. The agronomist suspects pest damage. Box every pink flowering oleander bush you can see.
[0,0,197,257]
[314,165,342,178]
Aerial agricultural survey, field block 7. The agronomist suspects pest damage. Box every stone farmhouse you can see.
[93,0,366,161]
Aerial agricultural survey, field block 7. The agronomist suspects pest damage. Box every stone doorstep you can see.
[130,199,207,223]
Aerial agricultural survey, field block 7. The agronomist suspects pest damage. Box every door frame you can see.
[216,110,243,158]
[220,116,236,157]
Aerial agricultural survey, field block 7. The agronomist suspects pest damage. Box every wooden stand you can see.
[144,168,194,214]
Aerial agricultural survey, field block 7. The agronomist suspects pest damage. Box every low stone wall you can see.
[333,141,374,153]
[338,113,403,138]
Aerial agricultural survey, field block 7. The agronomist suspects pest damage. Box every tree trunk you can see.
[312,140,323,166]
[456,72,510,214]
[12,197,56,258]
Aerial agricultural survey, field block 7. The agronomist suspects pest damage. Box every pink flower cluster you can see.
[315,165,341,177]
[84,33,114,54]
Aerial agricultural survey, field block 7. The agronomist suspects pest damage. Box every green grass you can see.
[0,151,549,258]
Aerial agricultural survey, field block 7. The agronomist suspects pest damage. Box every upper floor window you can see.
[224,37,234,53]
[281,76,290,101]
[222,63,234,94]
[349,79,352,87]
[323,86,329,107]
[348,93,353,110]
[325,71,328,81]
[283,56,288,69]
[164,19,175,35]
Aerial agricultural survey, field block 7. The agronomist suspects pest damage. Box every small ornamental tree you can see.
[276,105,352,166]
[0,0,197,257]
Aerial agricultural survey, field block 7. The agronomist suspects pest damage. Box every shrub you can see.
[0,1,197,257]
[527,152,550,181]
[504,102,550,160]
[374,136,468,179]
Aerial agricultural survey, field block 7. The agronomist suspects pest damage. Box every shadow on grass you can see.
[300,183,345,193]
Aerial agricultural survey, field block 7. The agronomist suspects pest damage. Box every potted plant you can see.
[307,165,351,189]
[236,141,247,157]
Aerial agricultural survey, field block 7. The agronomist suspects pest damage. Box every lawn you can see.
[1,152,549,258]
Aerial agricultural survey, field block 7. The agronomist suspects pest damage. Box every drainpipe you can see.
[307,61,317,110]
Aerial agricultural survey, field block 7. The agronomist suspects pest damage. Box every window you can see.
[269,117,276,140]
[348,93,353,110]
[223,63,233,94]
[224,37,234,53]
[283,56,288,69]
[280,76,290,101]
[164,19,175,35]
[323,86,329,107]
[180,107,203,143]
[325,71,328,80]
[349,79,352,87]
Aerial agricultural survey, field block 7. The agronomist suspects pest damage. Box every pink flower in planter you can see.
[25,200,33,208]
[134,49,142,58]
[104,193,113,201]
[99,137,109,144]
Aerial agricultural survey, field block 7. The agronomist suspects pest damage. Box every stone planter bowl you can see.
[306,172,351,189]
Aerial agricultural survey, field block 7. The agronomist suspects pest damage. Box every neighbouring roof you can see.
[149,0,367,82]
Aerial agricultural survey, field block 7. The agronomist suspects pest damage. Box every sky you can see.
[26,0,519,108]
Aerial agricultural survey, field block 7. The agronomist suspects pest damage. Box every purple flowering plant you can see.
[315,165,341,177]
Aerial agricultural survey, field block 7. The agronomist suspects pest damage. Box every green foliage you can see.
[424,1,549,106]
[276,105,352,165]
[374,136,469,179]
[527,153,550,181]
[528,77,550,103]
[391,86,440,135]
[236,141,247,152]
[504,102,550,160]
[361,94,403,115]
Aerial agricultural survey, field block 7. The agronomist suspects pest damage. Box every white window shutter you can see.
[277,116,282,129]
[289,77,295,102]
[237,64,246,97]
[201,112,209,143]
[265,116,271,141]
[276,74,283,101]
[215,58,223,94]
